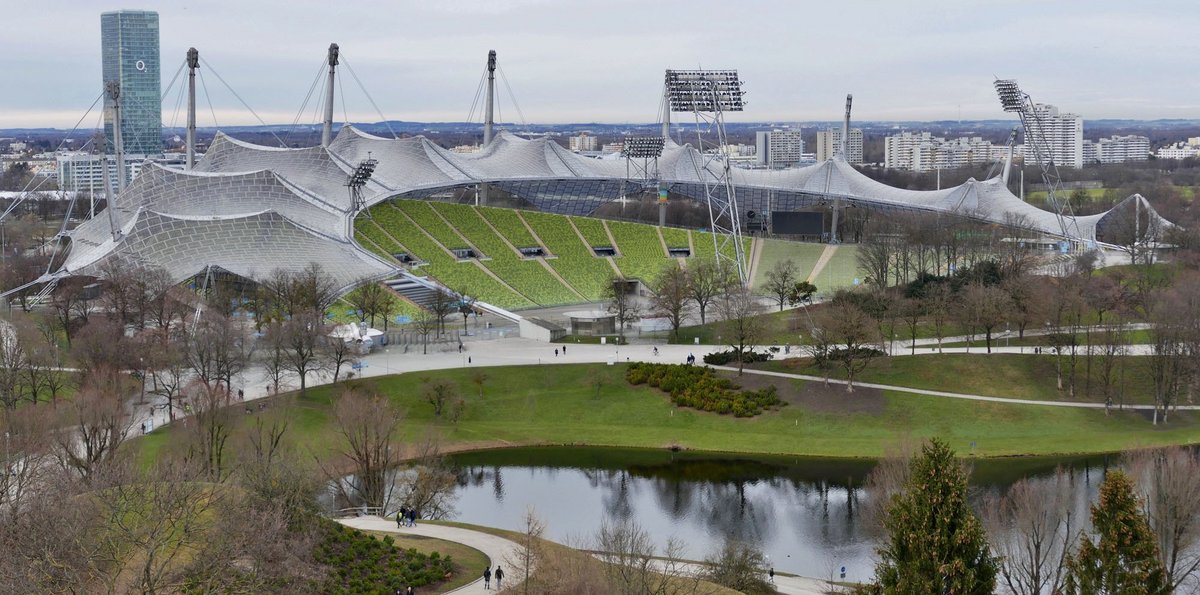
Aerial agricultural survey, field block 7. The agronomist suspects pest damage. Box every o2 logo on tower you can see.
[135,60,146,72]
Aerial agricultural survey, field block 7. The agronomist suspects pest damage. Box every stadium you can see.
[44,47,1177,321]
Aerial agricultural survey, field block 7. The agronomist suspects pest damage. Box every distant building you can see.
[8,142,27,152]
[450,144,481,154]
[568,133,597,152]
[600,142,624,154]
[56,152,186,192]
[755,129,804,168]
[1083,135,1149,164]
[1156,142,1200,160]
[101,10,162,156]
[1022,103,1083,169]
[884,131,1011,172]
[815,128,863,164]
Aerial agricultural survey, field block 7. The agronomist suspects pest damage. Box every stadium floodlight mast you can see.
[622,135,666,226]
[994,79,1081,244]
[347,151,378,219]
[665,69,748,284]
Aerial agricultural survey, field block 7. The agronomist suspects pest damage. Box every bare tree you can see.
[649,261,692,342]
[185,312,251,396]
[54,369,133,480]
[412,309,438,355]
[686,259,728,324]
[324,333,355,384]
[329,388,403,509]
[429,290,456,337]
[1126,447,1200,590]
[715,283,765,375]
[0,320,27,410]
[279,309,328,395]
[861,443,915,537]
[983,469,1076,595]
[388,435,459,520]
[595,518,696,595]
[506,506,546,595]
[423,377,457,417]
[814,295,882,392]
[346,282,386,326]
[0,406,54,522]
[958,283,1012,353]
[148,338,188,422]
[93,461,221,594]
[605,274,641,342]
[764,259,798,312]
[924,282,953,352]
[184,381,234,481]
[259,263,340,319]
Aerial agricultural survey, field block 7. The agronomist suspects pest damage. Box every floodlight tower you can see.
[185,47,198,170]
[321,43,340,148]
[347,151,378,214]
[994,79,1080,242]
[665,69,748,284]
[621,136,666,225]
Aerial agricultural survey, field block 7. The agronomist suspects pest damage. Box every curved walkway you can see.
[339,515,522,594]
[718,364,1196,411]
[339,515,830,595]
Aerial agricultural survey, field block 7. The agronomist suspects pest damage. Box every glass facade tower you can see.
[101,10,161,155]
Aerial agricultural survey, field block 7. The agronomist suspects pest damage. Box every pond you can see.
[447,446,1117,582]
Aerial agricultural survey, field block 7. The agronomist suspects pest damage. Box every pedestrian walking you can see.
[652,346,659,356]
[494,565,504,588]
[408,508,417,527]
[397,507,405,528]
[483,566,492,589]
[554,348,559,357]
[769,567,775,584]
[468,356,472,364]
[562,345,566,355]
[237,388,244,401]
[405,587,414,595]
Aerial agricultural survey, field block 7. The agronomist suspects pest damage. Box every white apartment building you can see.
[815,128,863,164]
[1156,142,1200,160]
[56,152,186,192]
[755,129,804,168]
[1082,135,1149,164]
[600,142,624,154]
[568,133,597,152]
[1023,103,1083,169]
[885,131,1013,172]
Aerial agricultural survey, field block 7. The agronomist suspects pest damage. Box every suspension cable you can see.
[465,70,486,128]
[283,59,328,148]
[197,67,219,129]
[199,57,287,147]
[1,90,105,223]
[497,66,527,127]
[342,56,399,139]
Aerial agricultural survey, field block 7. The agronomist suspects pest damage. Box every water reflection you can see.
[448,447,1115,582]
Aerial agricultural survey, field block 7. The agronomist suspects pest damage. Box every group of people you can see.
[483,565,504,589]
[395,506,418,528]
[554,345,567,357]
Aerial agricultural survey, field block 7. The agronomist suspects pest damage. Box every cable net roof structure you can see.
[54,124,1174,295]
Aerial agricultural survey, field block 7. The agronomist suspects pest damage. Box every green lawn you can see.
[135,362,1200,461]
[763,353,1155,405]
[750,239,825,290]
[939,328,1153,349]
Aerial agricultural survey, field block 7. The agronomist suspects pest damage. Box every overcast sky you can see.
[1,0,1197,128]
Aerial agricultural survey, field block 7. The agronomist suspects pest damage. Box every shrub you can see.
[702,349,774,366]
[627,362,783,417]
[314,519,455,594]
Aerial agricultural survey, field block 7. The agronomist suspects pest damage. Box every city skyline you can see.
[0,0,1197,128]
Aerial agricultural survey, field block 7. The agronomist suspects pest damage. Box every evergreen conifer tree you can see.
[1063,470,1169,594]
[872,438,997,594]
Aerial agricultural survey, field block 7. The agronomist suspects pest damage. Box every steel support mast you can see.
[828,93,852,244]
[186,48,198,170]
[479,50,497,206]
[321,43,339,148]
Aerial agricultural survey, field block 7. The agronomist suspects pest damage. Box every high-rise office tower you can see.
[101,10,161,156]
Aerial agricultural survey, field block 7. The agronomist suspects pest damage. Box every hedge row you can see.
[626,362,783,417]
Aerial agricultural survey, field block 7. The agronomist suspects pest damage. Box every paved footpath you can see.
[339,515,524,594]
[338,515,831,595]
